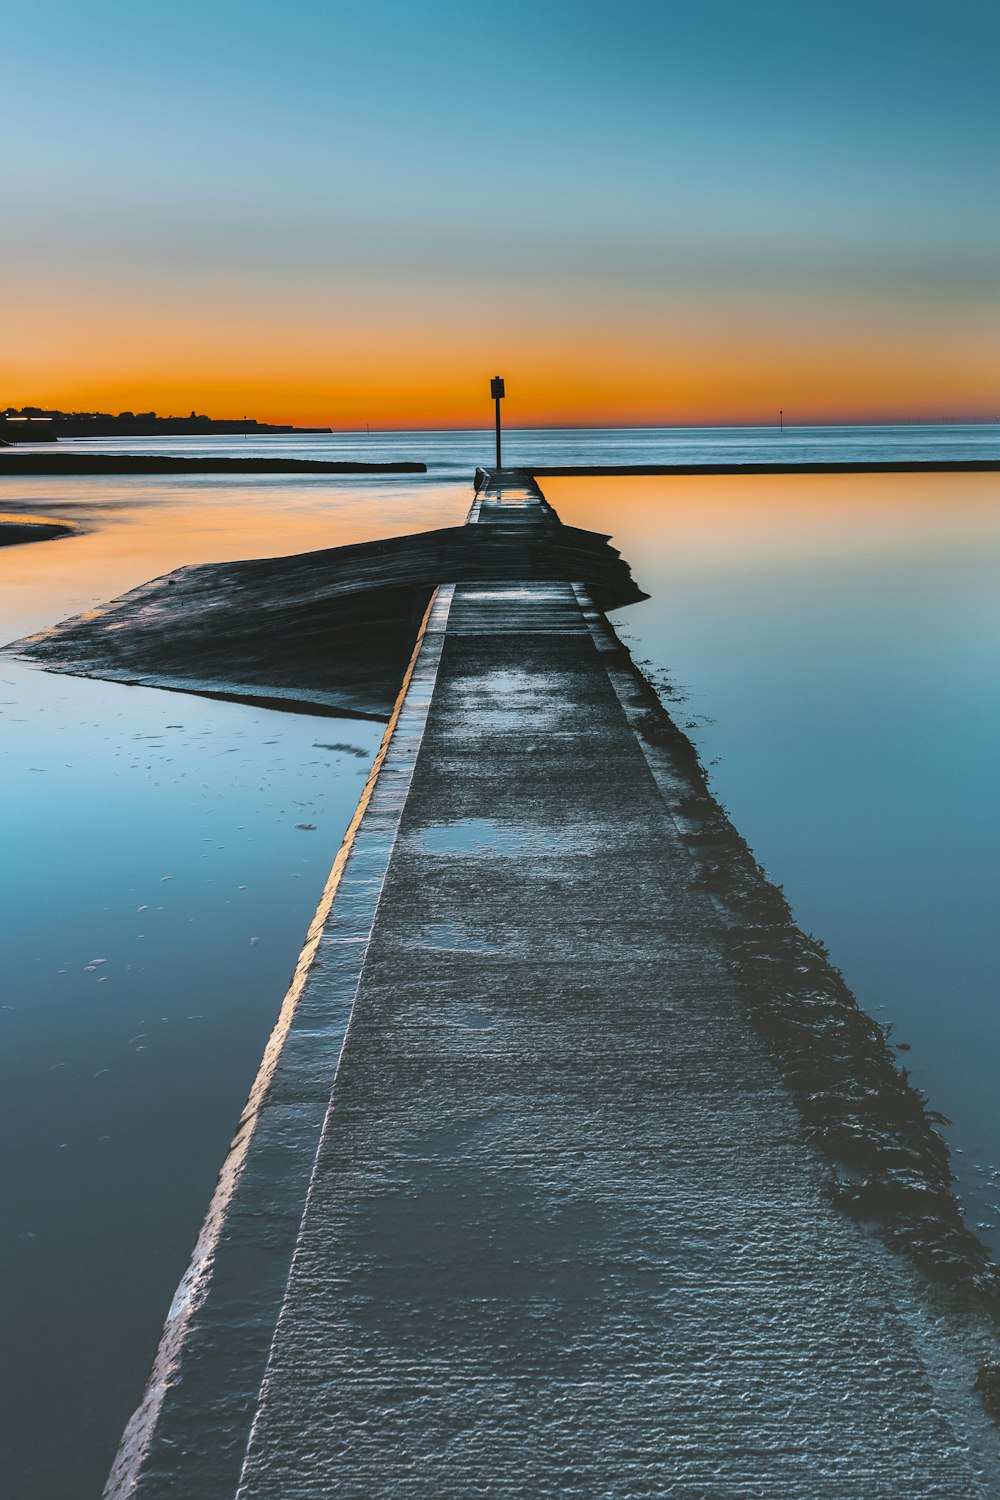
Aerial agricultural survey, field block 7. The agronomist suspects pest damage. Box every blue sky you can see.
[4,0,998,423]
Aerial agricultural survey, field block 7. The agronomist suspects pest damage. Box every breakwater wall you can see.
[106,471,1000,1498]
[0,453,425,474]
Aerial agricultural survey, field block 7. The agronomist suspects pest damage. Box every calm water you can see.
[0,471,469,1499]
[548,468,1000,1255]
[13,419,1000,472]
[1,427,999,1496]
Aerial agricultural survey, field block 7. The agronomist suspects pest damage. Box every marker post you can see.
[491,375,505,467]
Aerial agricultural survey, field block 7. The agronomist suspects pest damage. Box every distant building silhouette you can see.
[0,407,332,442]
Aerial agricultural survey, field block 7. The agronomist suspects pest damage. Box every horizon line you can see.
[6,409,1000,436]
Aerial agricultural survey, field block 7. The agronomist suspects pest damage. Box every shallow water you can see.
[0,473,469,1499]
[549,470,1000,1253]
[9,419,1000,474]
[0,468,469,642]
[2,430,999,1495]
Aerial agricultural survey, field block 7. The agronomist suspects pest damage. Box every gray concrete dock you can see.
[108,472,998,1498]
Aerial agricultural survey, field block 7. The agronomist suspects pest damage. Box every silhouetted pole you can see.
[779,409,783,432]
[491,375,505,468]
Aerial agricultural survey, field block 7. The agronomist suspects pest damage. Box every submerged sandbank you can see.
[0,514,76,546]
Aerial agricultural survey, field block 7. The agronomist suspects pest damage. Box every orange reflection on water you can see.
[545,472,1000,584]
[0,476,467,643]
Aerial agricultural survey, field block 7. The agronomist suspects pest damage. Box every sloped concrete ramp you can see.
[108,476,997,1498]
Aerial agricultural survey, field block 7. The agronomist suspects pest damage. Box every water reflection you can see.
[11,420,1000,470]
[3,455,1000,1493]
[0,475,467,1499]
[0,472,469,641]
[549,472,1000,1252]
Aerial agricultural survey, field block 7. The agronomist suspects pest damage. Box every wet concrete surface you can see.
[109,474,1000,1497]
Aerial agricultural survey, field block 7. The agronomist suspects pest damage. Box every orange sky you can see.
[7,269,999,429]
[6,2,1000,431]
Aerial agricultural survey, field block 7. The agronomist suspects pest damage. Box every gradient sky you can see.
[4,0,998,426]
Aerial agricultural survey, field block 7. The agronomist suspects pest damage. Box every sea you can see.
[1,424,999,1497]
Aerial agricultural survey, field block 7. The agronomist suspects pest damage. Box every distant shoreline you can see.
[0,412,331,444]
[0,455,427,475]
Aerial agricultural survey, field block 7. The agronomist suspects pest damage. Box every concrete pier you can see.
[108,472,998,1498]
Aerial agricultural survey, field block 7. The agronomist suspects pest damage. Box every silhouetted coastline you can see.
[0,407,330,443]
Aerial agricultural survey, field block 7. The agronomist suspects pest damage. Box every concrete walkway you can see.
[109,473,994,1498]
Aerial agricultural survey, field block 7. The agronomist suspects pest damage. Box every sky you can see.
[3,0,998,428]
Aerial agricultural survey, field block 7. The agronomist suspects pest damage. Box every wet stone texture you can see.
[232,485,994,1496]
[113,477,999,1498]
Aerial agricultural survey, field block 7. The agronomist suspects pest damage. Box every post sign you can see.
[490,376,506,467]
